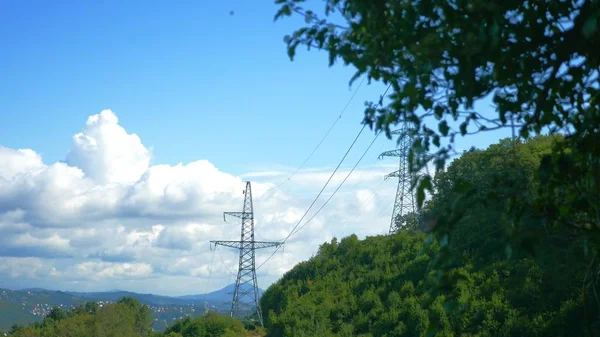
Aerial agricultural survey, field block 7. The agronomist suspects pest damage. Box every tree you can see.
[273,0,600,300]
[116,296,153,336]
[394,212,421,231]
[84,301,98,314]
[260,136,598,336]
[46,307,67,321]
[9,324,23,334]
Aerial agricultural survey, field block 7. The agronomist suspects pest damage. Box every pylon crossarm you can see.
[211,240,282,250]
[379,149,404,159]
[253,241,283,249]
[224,212,251,221]
[210,241,242,249]
[390,128,407,136]
[384,170,401,180]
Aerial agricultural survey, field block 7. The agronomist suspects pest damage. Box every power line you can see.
[256,84,392,270]
[316,174,388,236]
[203,246,217,297]
[290,131,383,238]
[307,154,390,240]
[257,75,367,200]
[216,245,238,278]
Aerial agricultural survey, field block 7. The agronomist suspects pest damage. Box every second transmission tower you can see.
[379,122,418,234]
[210,181,282,327]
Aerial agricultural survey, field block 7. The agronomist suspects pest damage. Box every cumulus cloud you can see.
[66,110,151,185]
[0,109,402,296]
[0,147,44,180]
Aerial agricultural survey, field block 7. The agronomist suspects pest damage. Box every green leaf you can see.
[417,184,426,208]
[440,234,448,247]
[422,98,433,110]
[460,122,467,136]
[274,4,292,20]
[582,15,598,38]
[439,120,449,136]
[434,106,444,119]
[287,42,298,60]
[315,28,328,48]
[304,10,314,23]
[505,244,513,259]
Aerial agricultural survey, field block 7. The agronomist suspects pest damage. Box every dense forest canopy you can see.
[261,135,598,336]
[273,2,600,334]
[273,0,599,267]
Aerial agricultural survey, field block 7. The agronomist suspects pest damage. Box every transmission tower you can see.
[210,181,282,327]
[379,122,419,234]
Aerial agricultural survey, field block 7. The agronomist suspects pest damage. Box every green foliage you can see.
[273,0,600,289]
[6,298,248,337]
[261,136,599,336]
[163,312,246,337]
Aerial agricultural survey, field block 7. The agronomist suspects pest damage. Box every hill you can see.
[0,284,261,332]
[6,297,252,337]
[177,284,265,302]
[260,136,599,336]
[0,288,89,332]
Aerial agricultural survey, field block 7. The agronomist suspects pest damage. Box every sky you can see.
[0,0,513,296]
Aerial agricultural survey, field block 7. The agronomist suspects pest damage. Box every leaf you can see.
[422,98,433,110]
[459,122,467,136]
[274,4,292,21]
[287,42,298,60]
[417,184,426,208]
[499,110,507,124]
[315,28,328,48]
[440,234,449,247]
[505,244,513,259]
[582,15,598,38]
[439,120,449,136]
[434,106,444,119]
[304,10,314,23]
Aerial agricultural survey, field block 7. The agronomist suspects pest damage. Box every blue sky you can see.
[0,0,515,294]
[0,0,395,177]
[0,0,512,176]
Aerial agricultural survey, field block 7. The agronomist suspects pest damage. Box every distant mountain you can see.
[177,283,265,304]
[0,288,89,332]
[60,284,264,307]
[19,288,48,292]
[0,284,264,332]
[63,290,196,306]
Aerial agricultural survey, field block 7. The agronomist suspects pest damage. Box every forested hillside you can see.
[6,296,253,337]
[0,287,234,332]
[261,136,598,336]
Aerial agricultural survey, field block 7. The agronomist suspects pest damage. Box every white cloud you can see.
[0,109,405,296]
[0,147,44,181]
[66,109,151,185]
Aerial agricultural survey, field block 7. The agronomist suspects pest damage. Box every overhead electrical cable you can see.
[256,83,392,270]
[258,75,367,199]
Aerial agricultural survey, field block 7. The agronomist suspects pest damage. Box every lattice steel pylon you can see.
[210,181,282,327]
[379,122,419,234]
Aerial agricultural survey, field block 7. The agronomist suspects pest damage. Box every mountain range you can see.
[0,284,264,332]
